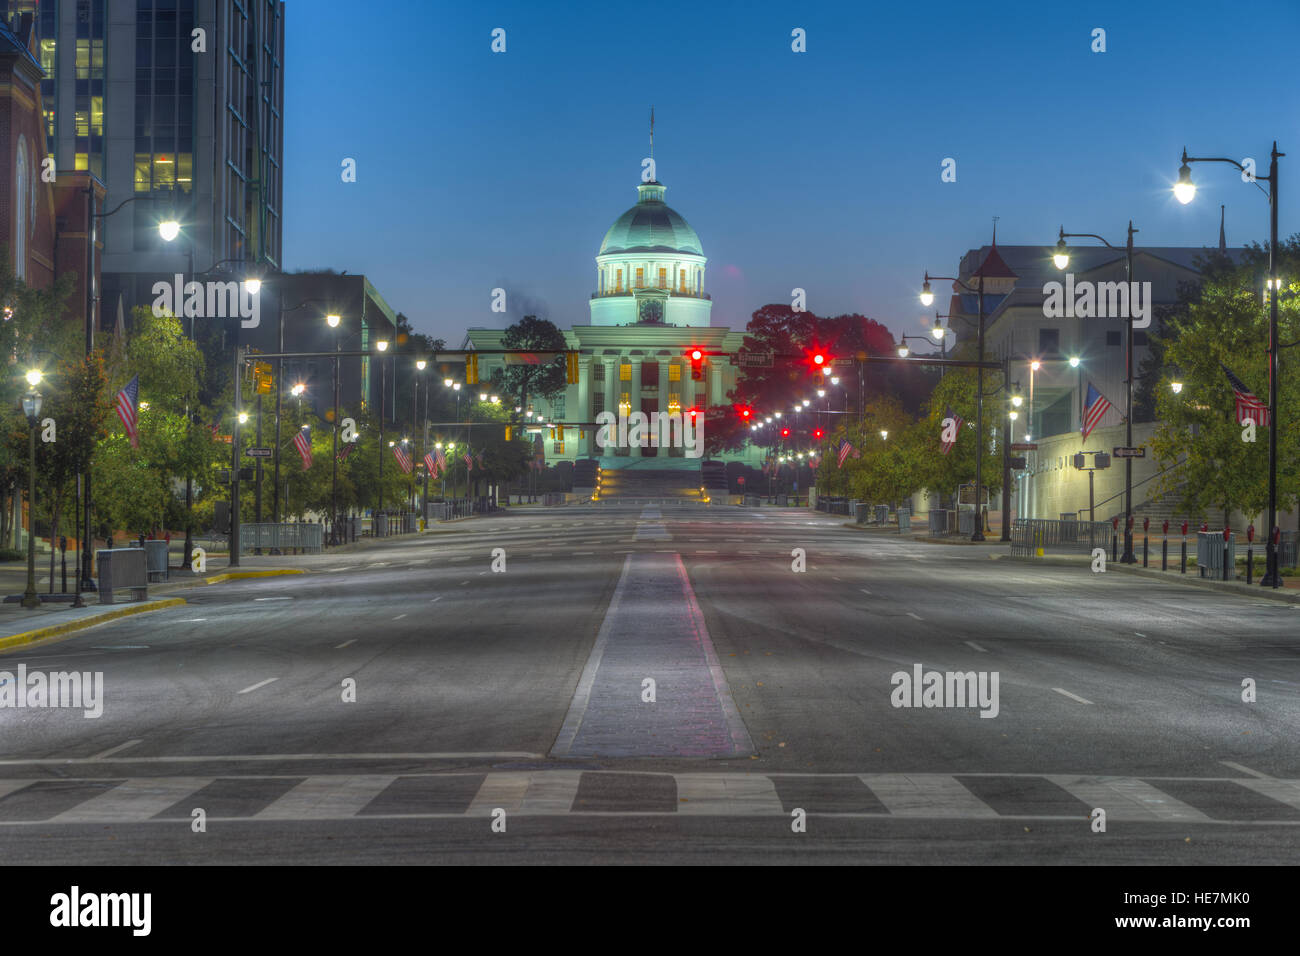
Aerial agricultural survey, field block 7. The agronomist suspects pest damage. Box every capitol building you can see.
[465,172,756,466]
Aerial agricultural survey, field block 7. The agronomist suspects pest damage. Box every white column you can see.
[577,356,591,455]
[628,358,643,456]
[658,358,672,456]
[603,357,617,454]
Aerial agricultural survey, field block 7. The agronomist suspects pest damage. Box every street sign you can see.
[1113,446,1146,458]
[1010,442,1038,451]
[832,357,854,367]
[246,447,273,458]
[735,350,774,369]
[1009,456,1027,470]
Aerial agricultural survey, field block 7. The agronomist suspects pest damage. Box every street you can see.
[1,503,1296,864]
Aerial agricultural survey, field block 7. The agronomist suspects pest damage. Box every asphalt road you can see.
[1,501,1297,864]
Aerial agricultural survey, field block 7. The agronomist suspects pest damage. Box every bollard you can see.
[1162,521,1169,572]
[1181,521,1188,574]
[1246,524,1255,587]
[60,536,67,593]
[1222,527,1230,581]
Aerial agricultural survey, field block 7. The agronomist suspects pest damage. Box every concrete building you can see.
[466,173,758,467]
[0,0,285,325]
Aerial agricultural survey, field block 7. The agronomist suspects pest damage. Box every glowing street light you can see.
[158,219,181,242]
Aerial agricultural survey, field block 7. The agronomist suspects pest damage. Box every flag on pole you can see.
[940,406,964,455]
[393,444,412,474]
[424,452,438,476]
[337,440,357,462]
[1081,382,1113,440]
[434,447,447,473]
[463,453,474,472]
[836,437,857,468]
[1221,363,1269,426]
[292,426,313,470]
[116,375,140,448]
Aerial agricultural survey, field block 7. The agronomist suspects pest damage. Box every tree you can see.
[914,366,1005,510]
[496,315,567,414]
[1148,239,1300,522]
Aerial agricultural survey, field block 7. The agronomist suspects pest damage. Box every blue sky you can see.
[283,0,1300,344]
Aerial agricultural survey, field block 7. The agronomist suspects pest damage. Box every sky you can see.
[283,0,1300,345]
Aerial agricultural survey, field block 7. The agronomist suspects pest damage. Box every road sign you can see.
[1009,456,1027,470]
[1113,446,1146,458]
[1010,442,1038,451]
[735,350,774,369]
[246,447,272,458]
[832,357,854,367]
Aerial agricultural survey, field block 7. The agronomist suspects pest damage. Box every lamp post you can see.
[21,370,43,609]
[921,269,987,540]
[377,339,389,515]
[1175,143,1285,587]
[326,314,341,544]
[1054,223,1140,563]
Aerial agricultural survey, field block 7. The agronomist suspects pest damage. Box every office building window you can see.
[619,363,630,381]
[669,363,680,381]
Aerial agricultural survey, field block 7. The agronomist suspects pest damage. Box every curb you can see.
[198,569,306,586]
[1005,553,1300,604]
[0,597,188,653]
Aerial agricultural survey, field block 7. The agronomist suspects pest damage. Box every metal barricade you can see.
[240,523,324,554]
[1196,531,1236,578]
[874,504,888,525]
[1279,530,1298,569]
[897,508,911,533]
[928,509,955,535]
[1010,518,1113,558]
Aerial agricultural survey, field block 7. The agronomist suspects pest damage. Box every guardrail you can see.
[1010,518,1113,558]
[241,522,324,554]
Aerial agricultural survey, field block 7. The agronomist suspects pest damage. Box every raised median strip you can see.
[0,597,187,653]
[197,569,306,586]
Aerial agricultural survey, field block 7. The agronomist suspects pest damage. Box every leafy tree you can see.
[1148,239,1300,522]
[494,315,567,414]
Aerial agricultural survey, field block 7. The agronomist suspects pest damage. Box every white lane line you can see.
[1235,778,1300,809]
[459,580,469,585]
[1052,687,1094,705]
[253,597,294,602]
[0,751,545,766]
[1135,632,1146,638]
[695,550,718,554]
[1049,775,1212,822]
[430,596,443,603]
[861,774,998,818]
[536,553,552,557]
[51,777,211,824]
[392,614,407,620]
[676,774,783,816]
[860,588,873,595]
[478,571,488,576]
[906,612,923,621]
[964,641,988,653]
[574,552,594,556]
[330,566,354,572]
[178,618,207,623]
[1220,760,1269,779]
[335,639,356,649]
[237,678,279,695]
[256,774,399,820]
[90,739,142,760]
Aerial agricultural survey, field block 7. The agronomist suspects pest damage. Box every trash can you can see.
[855,503,870,524]
[143,539,169,582]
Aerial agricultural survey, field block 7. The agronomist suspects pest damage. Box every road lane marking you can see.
[860,774,998,818]
[336,639,356,649]
[965,641,988,652]
[1235,778,1300,809]
[1052,687,1094,705]
[906,612,923,621]
[237,678,279,695]
[50,777,211,824]
[676,774,783,815]
[574,552,594,556]
[253,597,293,602]
[178,618,207,623]
[467,771,583,815]
[90,739,142,760]
[1048,775,1211,822]
[392,614,407,620]
[430,596,442,603]
[860,588,873,595]
[1221,761,1269,779]
[256,775,398,820]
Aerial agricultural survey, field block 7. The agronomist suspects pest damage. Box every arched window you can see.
[14,136,29,279]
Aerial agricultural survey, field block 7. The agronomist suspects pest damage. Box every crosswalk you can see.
[1,772,1297,824]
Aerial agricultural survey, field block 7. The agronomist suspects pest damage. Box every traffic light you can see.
[466,352,479,385]
[565,350,580,384]
[253,361,272,394]
[740,408,752,422]
[504,426,512,441]
[813,428,824,440]
[780,427,791,438]
[688,408,699,424]
[688,348,704,380]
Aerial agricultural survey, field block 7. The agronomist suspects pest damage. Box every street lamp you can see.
[1175,143,1285,587]
[1055,221,1140,563]
[921,267,989,540]
[21,369,43,609]
[326,313,342,544]
[158,218,181,242]
[376,339,390,515]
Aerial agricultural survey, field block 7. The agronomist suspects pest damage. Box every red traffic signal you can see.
[813,428,824,439]
[687,349,704,380]
[813,353,826,366]
[688,408,699,420]
[690,349,703,361]
[780,427,791,438]
[740,408,752,420]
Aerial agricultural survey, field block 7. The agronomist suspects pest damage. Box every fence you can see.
[1009,518,1113,558]
[240,522,324,554]
[1196,531,1236,579]
[1280,530,1298,568]
[928,509,956,535]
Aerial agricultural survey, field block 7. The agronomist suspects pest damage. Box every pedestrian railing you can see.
[928,509,956,535]
[430,499,474,521]
[1010,518,1112,558]
[240,522,324,555]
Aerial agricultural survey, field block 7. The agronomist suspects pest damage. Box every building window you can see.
[679,269,686,291]
[593,392,605,414]
[1106,330,1121,346]
[641,361,657,383]
[553,442,564,454]
[635,268,643,288]
[658,267,667,289]
[615,268,622,291]
[593,362,605,382]
[551,397,565,418]
[619,363,630,381]
[669,363,681,381]
[1038,328,1060,354]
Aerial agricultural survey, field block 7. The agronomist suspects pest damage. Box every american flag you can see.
[1221,364,1269,426]
[116,375,140,448]
[463,453,474,472]
[424,452,438,476]
[836,437,857,468]
[434,447,447,473]
[1081,382,1113,440]
[208,420,220,439]
[292,426,312,470]
[337,440,357,462]
[393,444,412,474]
[940,406,964,455]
